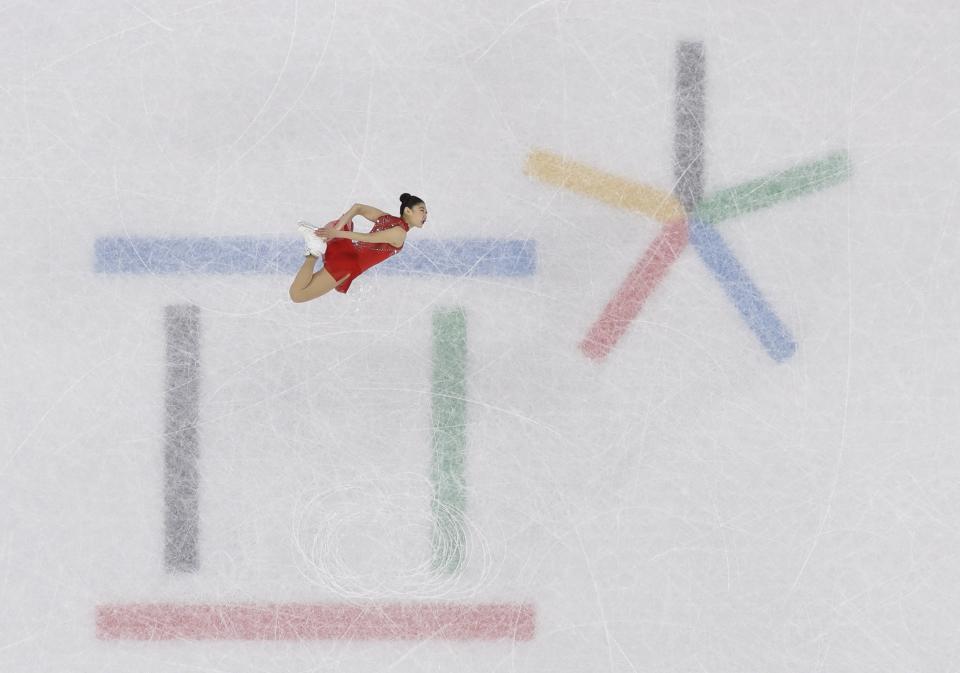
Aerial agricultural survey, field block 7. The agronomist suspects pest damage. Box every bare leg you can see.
[289,255,350,303]
[291,254,320,290]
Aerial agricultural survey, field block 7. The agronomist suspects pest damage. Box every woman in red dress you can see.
[288,193,427,303]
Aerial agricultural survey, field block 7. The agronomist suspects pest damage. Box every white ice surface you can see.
[2,1,959,671]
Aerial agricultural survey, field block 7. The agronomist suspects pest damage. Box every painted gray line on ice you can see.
[674,41,706,213]
[163,305,202,573]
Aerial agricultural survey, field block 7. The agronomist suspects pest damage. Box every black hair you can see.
[399,192,424,218]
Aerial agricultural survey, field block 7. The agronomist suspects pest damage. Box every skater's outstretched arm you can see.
[333,203,387,230]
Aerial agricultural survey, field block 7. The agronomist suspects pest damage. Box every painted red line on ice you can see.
[96,603,535,641]
[580,218,689,360]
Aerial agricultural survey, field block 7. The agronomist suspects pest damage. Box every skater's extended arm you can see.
[320,225,406,248]
[334,203,388,230]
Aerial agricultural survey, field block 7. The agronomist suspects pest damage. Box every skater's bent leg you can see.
[290,254,319,293]
[289,264,350,303]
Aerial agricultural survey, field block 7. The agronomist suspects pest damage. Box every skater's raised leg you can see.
[288,255,349,303]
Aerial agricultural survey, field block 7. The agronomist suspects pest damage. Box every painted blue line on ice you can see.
[688,218,797,362]
[94,238,538,277]
[383,239,536,277]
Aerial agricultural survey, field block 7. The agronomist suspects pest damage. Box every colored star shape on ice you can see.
[525,148,851,362]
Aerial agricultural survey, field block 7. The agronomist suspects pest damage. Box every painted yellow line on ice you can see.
[524,149,686,223]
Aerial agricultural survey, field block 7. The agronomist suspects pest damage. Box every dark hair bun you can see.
[398,192,423,217]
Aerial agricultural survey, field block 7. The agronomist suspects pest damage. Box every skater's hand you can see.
[316,227,339,240]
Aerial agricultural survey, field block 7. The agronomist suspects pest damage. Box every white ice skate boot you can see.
[297,221,327,257]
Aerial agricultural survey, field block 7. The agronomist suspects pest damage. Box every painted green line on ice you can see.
[430,307,468,575]
[695,150,852,224]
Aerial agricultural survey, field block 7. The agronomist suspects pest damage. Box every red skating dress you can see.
[322,214,409,293]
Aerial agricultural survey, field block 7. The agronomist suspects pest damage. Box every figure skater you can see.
[289,193,427,303]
